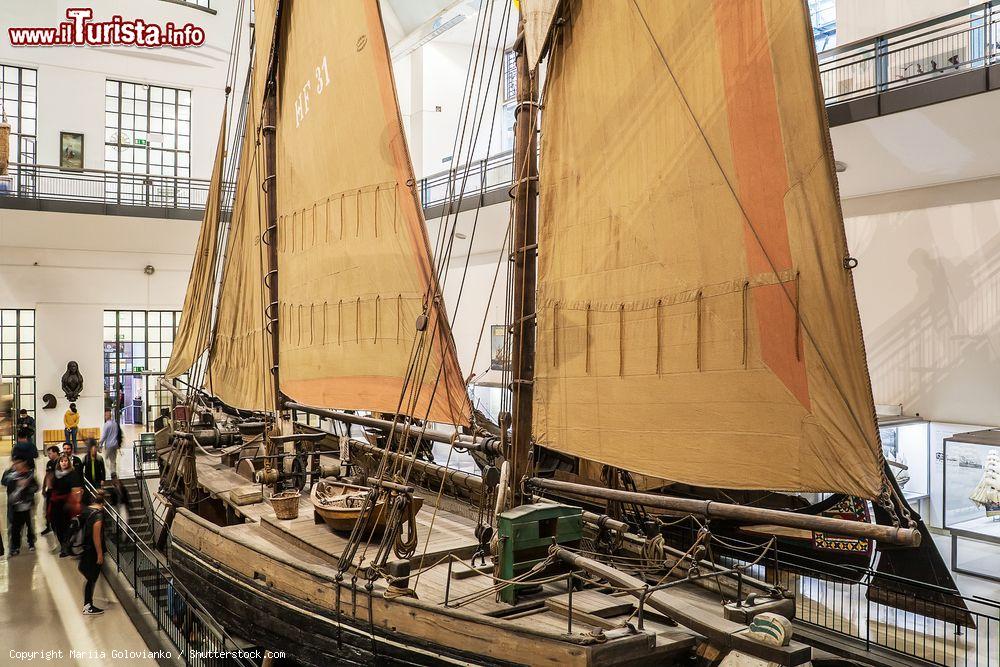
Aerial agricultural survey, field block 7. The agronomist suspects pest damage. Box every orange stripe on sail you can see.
[713,0,809,409]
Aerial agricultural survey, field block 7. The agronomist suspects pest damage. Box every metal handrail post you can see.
[875,37,889,92]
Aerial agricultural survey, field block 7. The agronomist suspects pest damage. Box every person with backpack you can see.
[78,490,106,615]
[99,411,122,477]
[3,458,39,556]
[49,454,82,558]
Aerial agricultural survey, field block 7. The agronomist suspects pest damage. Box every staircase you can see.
[113,477,154,544]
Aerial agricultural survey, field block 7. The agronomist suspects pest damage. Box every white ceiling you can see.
[831,89,1000,200]
[383,0,458,35]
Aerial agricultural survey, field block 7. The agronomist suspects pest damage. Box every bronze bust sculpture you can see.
[62,361,83,401]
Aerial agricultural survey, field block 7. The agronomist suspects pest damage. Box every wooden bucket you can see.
[269,490,301,520]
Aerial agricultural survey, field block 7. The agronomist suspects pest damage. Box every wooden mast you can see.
[262,89,280,415]
[509,18,540,501]
[260,3,284,482]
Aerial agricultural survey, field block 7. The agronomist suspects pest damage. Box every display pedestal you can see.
[950,515,1000,583]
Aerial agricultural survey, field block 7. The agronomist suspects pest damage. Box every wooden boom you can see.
[527,477,920,548]
[284,401,502,455]
[550,546,813,666]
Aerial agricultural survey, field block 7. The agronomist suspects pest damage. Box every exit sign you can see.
[133,366,144,373]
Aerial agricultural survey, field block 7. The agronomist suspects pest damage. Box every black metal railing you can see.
[133,436,171,544]
[658,521,999,667]
[819,1,1000,104]
[89,478,257,666]
[0,162,214,211]
[134,436,162,480]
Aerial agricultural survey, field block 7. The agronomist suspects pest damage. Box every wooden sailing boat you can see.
[155,1,960,665]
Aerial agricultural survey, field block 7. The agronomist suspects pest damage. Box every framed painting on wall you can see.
[60,131,84,170]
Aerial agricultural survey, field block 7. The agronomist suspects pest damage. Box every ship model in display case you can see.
[970,449,1000,519]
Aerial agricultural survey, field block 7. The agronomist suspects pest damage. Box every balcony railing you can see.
[8,2,997,223]
[819,1,999,104]
[418,150,515,212]
[0,162,213,214]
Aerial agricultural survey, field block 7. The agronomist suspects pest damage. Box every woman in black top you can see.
[49,455,83,557]
[82,441,106,490]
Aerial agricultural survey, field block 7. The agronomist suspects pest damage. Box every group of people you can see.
[3,407,123,616]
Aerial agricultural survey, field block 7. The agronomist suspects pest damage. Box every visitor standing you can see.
[64,403,80,453]
[41,446,60,535]
[82,440,107,490]
[15,409,35,447]
[62,441,83,475]
[11,432,38,469]
[79,490,106,615]
[99,411,121,476]
[3,459,39,556]
[49,454,83,558]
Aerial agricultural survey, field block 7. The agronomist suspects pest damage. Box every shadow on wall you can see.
[851,204,1000,425]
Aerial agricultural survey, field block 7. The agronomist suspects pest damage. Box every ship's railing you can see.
[661,521,999,667]
[0,162,215,211]
[818,1,1000,104]
[87,479,258,666]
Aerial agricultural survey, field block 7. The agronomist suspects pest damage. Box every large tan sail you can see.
[272,0,470,424]
[532,0,884,498]
[201,0,279,411]
[165,112,226,380]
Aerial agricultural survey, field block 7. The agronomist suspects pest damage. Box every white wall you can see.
[0,209,198,431]
[836,0,972,44]
[845,197,1000,428]
[0,0,238,177]
[431,202,509,383]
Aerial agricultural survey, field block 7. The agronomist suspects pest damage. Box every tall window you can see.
[808,0,836,52]
[1,309,35,441]
[105,80,192,203]
[103,310,182,427]
[0,64,37,165]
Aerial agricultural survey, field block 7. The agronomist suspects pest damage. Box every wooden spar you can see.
[549,546,813,667]
[528,477,921,547]
[510,21,540,499]
[284,401,503,454]
[159,377,187,403]
[347,437,485,494]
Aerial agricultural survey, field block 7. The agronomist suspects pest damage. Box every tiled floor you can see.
[0,498,156,666]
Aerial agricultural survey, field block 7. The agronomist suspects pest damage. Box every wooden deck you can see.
[261,496,481,570]
[182,450,809,666]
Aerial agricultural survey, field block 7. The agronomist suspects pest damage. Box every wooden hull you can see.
[169,509,697,667]
[170,542,512,666]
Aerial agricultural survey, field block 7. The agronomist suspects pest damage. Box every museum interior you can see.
[0,1,999,666]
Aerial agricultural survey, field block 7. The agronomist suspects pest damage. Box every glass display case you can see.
[878,416,930,503]
[943,429,1000,583]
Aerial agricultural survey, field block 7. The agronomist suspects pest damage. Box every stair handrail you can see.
[82,478,255,665]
